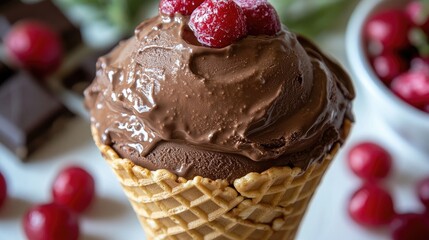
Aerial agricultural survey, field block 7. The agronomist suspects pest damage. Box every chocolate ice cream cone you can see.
[91,120,351,240]
[85,1,355,239]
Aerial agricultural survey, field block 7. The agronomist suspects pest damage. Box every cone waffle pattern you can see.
[92,120,351,240]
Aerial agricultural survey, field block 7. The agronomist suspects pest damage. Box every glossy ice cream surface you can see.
[85,15,354,182]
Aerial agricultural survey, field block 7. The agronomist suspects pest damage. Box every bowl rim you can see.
[345,0,429,126]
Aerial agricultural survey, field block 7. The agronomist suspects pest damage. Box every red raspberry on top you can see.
[159,0,205,16]
[189,0,247,48]
[234,0,281,36]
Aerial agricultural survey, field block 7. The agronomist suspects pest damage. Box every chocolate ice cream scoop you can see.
[85,15,354,182]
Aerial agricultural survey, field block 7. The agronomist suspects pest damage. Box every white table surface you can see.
[0,32,428,240]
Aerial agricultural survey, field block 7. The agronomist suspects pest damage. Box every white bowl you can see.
[346,0,429,154]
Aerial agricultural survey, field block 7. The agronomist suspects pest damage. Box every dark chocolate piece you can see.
[0,0,82,50]
[0,71,70,159]
[0,0,18,6]
[0,61,14,85]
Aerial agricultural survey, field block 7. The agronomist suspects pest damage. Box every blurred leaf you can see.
[270,0,297,15]
[59,0,104,7]
[282,0,355,38]
[106,0,127,30]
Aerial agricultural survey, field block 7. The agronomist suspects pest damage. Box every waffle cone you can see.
[91,120,351,240]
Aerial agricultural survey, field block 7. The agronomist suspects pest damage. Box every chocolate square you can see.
[0,71,70,159]
[0,0,82,50]
[0,0,18,6]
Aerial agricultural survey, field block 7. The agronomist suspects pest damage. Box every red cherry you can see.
[347,142,392,181]
[0,172,6,208]
[52,166,95,213]
[348,184,395,227]
[365,9,412,50]
[234,0,281,36]
[405,1,429,34]
[23,203,79,240]
[417,177,429,209]
[189,0,247,48]
[390,213,429,240]
[159,0,205,16]
[4,21,63,76]
[391,70,429,108]
[372,52,409,84]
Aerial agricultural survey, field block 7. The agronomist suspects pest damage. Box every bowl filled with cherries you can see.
[346,0,429,153]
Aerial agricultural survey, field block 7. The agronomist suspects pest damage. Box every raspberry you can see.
[189,0,247,48]
[364,9,412,50]
[234,0,281,35]
[372,52,409,84]
[4,21,63,77]
[159,0,205,16]
[391,70,429,108]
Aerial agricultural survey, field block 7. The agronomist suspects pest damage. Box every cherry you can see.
[23,202,79,240]
[4,21,63,77]
[159,0,205,16]
[372,52,409,84]
[348,183,395,227]
[390,213,429,240]
[405,1,429,34]
[417,177,429,209]
[52,166,95,213]
[365,9,412,50]
[234,0,281,36]
[0,172,6,208]
[391,70,429,108]
[189,0,247,48]
[347,142,392,181]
